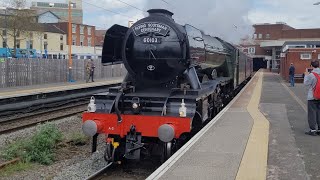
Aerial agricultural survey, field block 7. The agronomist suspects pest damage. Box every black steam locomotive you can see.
[82,9,252,162]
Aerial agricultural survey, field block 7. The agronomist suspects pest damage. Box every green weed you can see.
[1,123,63,165]
[68,132,89,146]
[0,162,32,177]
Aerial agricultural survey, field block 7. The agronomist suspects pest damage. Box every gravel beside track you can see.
[0,114,158,180]
[0,115,84,180]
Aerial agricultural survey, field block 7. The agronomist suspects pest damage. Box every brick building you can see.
[94,30,106,58]
[241,23,320,71]
[48,22,96,58]
[95,30,106,47]
[280,41,320,81]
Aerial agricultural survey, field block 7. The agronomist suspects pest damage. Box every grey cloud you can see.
[249,0,320,29]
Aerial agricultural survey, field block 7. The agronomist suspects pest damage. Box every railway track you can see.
[0,82,121,135]
[86,160,160,180]
[86,162,114,180]
[0,101,87,135]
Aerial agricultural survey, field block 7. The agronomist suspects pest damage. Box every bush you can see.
[1,124,63,165]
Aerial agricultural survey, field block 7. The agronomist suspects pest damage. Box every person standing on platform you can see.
[89,59,95,82]
[304,60,320,136]
[289,63,295,87]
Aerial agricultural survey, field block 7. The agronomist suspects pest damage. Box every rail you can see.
[85,162,114,180]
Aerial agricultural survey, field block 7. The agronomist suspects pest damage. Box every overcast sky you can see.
[2,0,320,41]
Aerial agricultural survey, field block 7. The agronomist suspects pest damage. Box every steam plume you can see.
[144,0,253,43]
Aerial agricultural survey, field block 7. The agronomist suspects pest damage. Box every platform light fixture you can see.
[314,2,320,5]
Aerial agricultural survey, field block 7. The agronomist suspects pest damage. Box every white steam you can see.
[144,0,253,43]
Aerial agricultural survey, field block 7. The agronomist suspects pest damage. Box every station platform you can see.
[0,77,123,99]
[148,71,317,180]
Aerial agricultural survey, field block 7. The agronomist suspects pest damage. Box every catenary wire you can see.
[113,0,146,13]
[82,0,134,20]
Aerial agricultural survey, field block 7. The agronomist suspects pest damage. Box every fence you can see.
[0,58,127,88]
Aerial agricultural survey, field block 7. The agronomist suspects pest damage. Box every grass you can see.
[68,132,89,146]
[0,162,33,177]
[1,123,63,165]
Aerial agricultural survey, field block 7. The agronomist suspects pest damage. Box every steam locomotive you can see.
[82,9,252,162]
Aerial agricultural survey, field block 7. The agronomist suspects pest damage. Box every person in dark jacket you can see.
[89,59,95,82]
[289,63,295,87]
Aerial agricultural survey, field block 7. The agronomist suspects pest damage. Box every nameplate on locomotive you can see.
[133,22,170,36]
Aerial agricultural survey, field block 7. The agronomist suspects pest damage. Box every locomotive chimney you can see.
[147,9,174,20]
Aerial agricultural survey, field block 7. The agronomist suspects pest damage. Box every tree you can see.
[0,0,42,57]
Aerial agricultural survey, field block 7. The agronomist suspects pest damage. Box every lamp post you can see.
[4,8,8,58]
[68,1,74,82]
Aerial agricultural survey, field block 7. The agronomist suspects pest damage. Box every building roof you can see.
[260,40,286,47]
[36,10,61,19]
[48,22,95,27]
[41,23,66,34]
[0,8,37,16]
[283,39,320,44]
[253,22,295,30]
[0,22,66,34]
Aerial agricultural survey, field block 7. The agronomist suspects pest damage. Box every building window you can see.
[72,35,76,45]
[253,34,257,39]
[60,35,63,41]
[307,44,316,48]
[258,34,262,39]
[80,35,84,46]
[72,24,76,33]
[300,53,312,60]
[87,27,91,35]
[80,25,84,34]
[44,33,47,39]
[88,37,91,46]
[26,40,33,49]
[248,47,255,54]
[3,30,7,36]
[44,42,48,50]
[16,40,20,48]
[60,43,63,51]
[266,34,270,39]
[318,54,320,60]
[288,45,306,48]
[2,39,6,48]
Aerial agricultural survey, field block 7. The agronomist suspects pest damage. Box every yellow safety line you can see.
[0,79,122,97]
[236,71,270,180]
[281,83,307,112]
